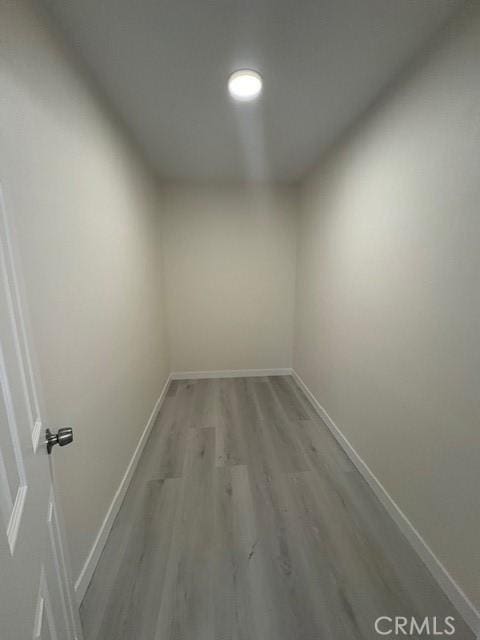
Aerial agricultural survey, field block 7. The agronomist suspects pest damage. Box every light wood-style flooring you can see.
[80,376,474,639]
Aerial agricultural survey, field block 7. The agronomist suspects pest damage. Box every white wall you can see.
[161,186,297,372]
[0,0,169,580]
[294,5,480,611]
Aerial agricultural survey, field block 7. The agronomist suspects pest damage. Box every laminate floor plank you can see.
[251,378,309,474]
[190,379,216,429]
[213,464,277,640]
[215,378,248,467]
[153,427,216,640]
[80,376,474,640]
[94,478,181,640]
[173,379,198,429]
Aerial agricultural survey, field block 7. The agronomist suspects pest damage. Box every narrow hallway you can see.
[80,376,473,640]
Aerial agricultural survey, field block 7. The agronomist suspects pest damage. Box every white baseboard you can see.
[291,370,480,636]
[74,374,172,604]
[171,368,292,380]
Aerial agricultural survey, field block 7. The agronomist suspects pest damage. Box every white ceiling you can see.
[42,0,463,184]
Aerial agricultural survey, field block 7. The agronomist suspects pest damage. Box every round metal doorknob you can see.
[46,427,74,454]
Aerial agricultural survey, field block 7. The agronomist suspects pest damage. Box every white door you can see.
[0,188,83,640]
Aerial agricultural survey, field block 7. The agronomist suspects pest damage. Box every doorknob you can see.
[46,427,74,454]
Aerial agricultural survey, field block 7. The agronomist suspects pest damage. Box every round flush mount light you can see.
[228,69,263,101]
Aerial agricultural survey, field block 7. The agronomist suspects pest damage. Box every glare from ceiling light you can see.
[228,69,263,101]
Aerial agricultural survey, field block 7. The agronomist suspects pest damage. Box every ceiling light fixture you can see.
[228,69,263,101]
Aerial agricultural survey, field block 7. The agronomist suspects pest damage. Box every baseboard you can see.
[171,368,293,380]
[291,370,480,636]
[74,374,172,604]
